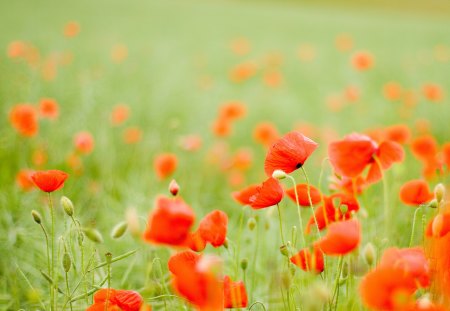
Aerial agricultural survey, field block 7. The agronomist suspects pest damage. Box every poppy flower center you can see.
[296,163,303,169]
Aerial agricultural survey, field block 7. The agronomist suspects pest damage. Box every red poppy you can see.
[154,153,178,180]
[329,175,366,196]
[264,131,318,177]
[31,170,68,193]
[285,183,322,207]
[314,219,361,256]
[422,83,444,102]
[9,104,39,137]
[249,178,283,209]
[39,98,59,120]
[188,230,207,252]
[253,122,279,147]
[219,101,246,121]
[86,288,149,311]
[74,131,94,154]
[198,210,228,247]
[383,82,403,101]
[399,180,434,206]
[232,184,260,205]
[63,21,80,38]
[123,127,143,144]
[410,135,438,162]
[425,212,450,238]
[351,51,374,71]
[290,246,324,273]
[142,196,195,247]
[168,251,201,276]
[16,169,35,191]
[223,275,248,308]
[384,124,411,145]
[443,143,450,172]
[111,104,130,126]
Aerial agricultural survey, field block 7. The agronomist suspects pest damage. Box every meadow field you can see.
[1,0,449,310]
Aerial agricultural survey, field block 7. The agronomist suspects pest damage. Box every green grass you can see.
[0,0,449,310]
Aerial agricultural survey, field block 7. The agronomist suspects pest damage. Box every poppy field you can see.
[1,0,450,310]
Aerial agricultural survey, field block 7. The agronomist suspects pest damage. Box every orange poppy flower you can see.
[74,131,94,154]
[314,219,361,256]
[263,71,283,88]
[179,134,202,152]
[264,131,318,177]
[410,135,438,162]
[86,288,148,311]
[425,212,450,238]
[249,178,283,209]
[168,251,201,276]
[335,33,353,52]
[39,98,59,120]
[111,44,128,63]
[253,122,279,147]
[32,147,48,167]
[188,210,228,252]
[123,127,142,144]
[229,62,257,83]
[223,275,248,308]
[7,41,27,58]
[31,170,68,193]
[230,37,251,56]
[230,149,253,171]
[329,175,366,196]
[422,83,444,102]
[9,104,39,137]
[399,180,434,206]
[232,184,260,205]
[154,153,177,179]
[212,117,232,137]
[298,44,316,62]
[16,169,35,191]
[383,82,403,101]
[219,101,246,121]
[188,230,207,252]
[344,85,360,103]
[384,124,411,145]
[142,196,195,247]
[443,143,450,172]
[63,21,80,38]
[111,104,130,126]
[285,184,322,207]
[351,51,374,71]
[290,246,324,273]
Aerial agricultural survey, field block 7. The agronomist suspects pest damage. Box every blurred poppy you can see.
[383,82,403,101]
[351,51,374,71]
[285,184,322,207]
[168,251,201,276]
[74,131,94,154]
[195,210,228,249]
[263,71,283,88]
[111,104,130,126]
[229,62,257,83]
[9,104,39,137]
[314,219,361,256]
[63,21,80,38]
[230,149,253,171]
[425,212,450,238]
[123,127,142,144]
[335,33,353,52]
[111,44,128,63]
[86,288,148,311]
[232,184,260,205]
[230,37,251,56]
[384,124,411,145]
[329,175,366,196]
[253,122,279,147]
[154,153,178,179]
[422,84,444,102]
[142,196,195,247]
[264,131,318,177]
[16,169,35,191]
[212,117,232,137]
[249,178,283,209]
[290,246,324,273]
[410,135,438,162]
[39,98,59,120]
[399,180,434,206]
[179,134,202,152]
[31,170,68,193]
[224,275,248,308]
[219,101,246,121]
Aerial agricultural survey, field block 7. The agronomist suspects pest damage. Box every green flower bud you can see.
[247,217,257,231]
[60,196,74,216]
[111,221,128,239]
[240,258,248,271]
[434,183,445,203]
[362,242,376,266]
[62,253,71,273]
[31,210,42,224]
[82,228,103,243]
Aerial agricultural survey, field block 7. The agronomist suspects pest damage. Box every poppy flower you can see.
[230,37,251,55]
[39,98,59,120]
[188,230,207,252]
[219,101,246,121]
[314,219,361,256]
[253,122,279,147]
[230,149,253,171]
[31,170,68,193]
[7,41,27,58]
[383,82,403,101]
[290,246,324,273]
[142,196,195,247]
[223,275,248,308]
[212,117,232,137]
[232,184,260,205]
[399,180,434,206]
[285,183,322,207]
[63,21,80,38]
[410,135,438,162]
[229,62,257,83]
[111,44,128,63]
[86,288,149,311]
[263,71,283,88]
[422,83,444,102]
[329,175,366,196]
[9,104,39,137]
[179,134,202,152]
[111,104,130,126]
[443,143,450,172]
[198,210,228,247]
[74,131,94,154]
[351,51,374,71]
[264,131,318,177]
[335,33,353,52]
[298,44,316,62]
[123,127,142,144]
[384,124,411,145]
[168,251,201,276]
[16,169,35,191]
[425,212,450,238]
[154,153,178,180]
[249,178,283,209]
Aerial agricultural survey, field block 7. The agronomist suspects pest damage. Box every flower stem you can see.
[287,175,306,247]
[331,256,344,310]
[301,167,322,238]
[48,193,56,311]
[409,206,422,247]
[373,156,389,238]
[276,204,286,247]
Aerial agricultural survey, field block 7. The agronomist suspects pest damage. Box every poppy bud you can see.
[169,179,180,196]
[60,196,74,216]
[31,210,42,224]
[83,228,103,243]
[78,232,84,246]
[362,242,376,266]
[111,221,128,239]
[272,169,287,180]
[126,207,141,238]
[63,253,71,272]
[240,258,248,271]
[428,199,439,209]
[247,217,257,231]
[223,238,229,249]
[280,245,289,257]
[434,183,445,203]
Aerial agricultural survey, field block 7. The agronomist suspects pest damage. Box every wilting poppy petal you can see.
[264,131,318,176]
[223,275,248,308]
[290,246,324,273]
[31,170,68,193]
[314,219,361,256]
[399,180,434,206]
[232,184,260,205]
[285,183,322,207]
[198,210,228,247]
[249,178,283,209]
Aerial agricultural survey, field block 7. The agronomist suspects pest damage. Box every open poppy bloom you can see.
[154,153,178,179]
[9,104,39,137]
[232,184,260,205]
[142,196,195,247]
[314,218,361,256]
[328,133,404,184]
[285,183,322,207]
[168,251,202,276]
[249,178,283,209]
[86,288,150,311]
[31,170,68,193]
[224,275,248,308]
[264,131,318,177]
[290,246,324,273]
[39,98,59,120]
[189,210,228,252]
[399,180,434,206]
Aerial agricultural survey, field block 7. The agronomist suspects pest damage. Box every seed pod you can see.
[240,258,248,271]
[247,217,256,231]
[31,210,42,224]
[62,253,71,273]
[362,242,376,266]
[280,245,289,257]
[60,196,74,216]
[105,252,112,264]
[434,183,445,203]
[428,199,439,209]
[272,169,287,180]
[111,221,128,239]
[82,228,103,243]
[223,238,229,249]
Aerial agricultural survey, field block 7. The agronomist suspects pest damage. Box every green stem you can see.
[248,301,267,311]
[65,272,73,311]
[331,256,344,310]
[409,206,422,247]
[287,175,306,247]
[39,223,51,275]
[301,167,322,238]
[235,207,245,279]
[373,156,389,239]
[48,193,56,311]
[276,204,286,247]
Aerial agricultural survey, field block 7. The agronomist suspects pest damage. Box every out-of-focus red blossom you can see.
[227,171,245,188]
[344,85,360,103]
[170,254,224,311]
[123,127,142,144]
[306,193,360,234]
[8,41,27,58]
[384,124,411,145]
[443,143,450,171]
[9,104,39,137]
[230,149,253,171]
[383,82,403,101]
[154,153,178,179]
[328,133,404,184]
[219,101,246,121]
[111,104,130,126]
[263,71,283,88]
[212,117,232,137]
[74,131,95,154]
[285,184,322,207]
[142,196,195,247]
[31,170,68,193]
[86,288,150,311]
[351,51,374,71]
[230,37,251,55]
[329,175,366,196]
[399,180,434,206]
[32,148,48,167]
[253,122,279,147]
[168,251,201,276]
[335,33,353,52]
[111,44,128,63]
[223,275,248,308]
[39,98,59,120]
[422,83,444,102]
[314,218,361,256]
[232,184,260,205]
[290,246,324,273]
[179,134,202,151]
[410,135,439,162]
[229,62,257,83]
[189,210,228,252]
[425,210,450,238]
[63,21,80,38]
[16,169,35,191]
[264,131,318,177]
[298,44,316,62]
[249,178,283,209]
